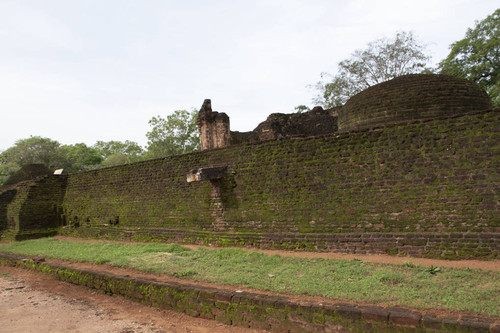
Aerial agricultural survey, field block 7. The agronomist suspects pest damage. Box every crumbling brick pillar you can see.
[197,99,230,151]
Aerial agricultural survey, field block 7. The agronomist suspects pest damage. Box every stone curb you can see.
[0,252,498,332]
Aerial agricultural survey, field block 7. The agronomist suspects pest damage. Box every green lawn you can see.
[0,238,498,317]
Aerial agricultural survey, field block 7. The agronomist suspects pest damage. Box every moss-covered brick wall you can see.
[339,74,492,132]
[0,176,67,240]
[0,188,17,231]
[58,110,499,258]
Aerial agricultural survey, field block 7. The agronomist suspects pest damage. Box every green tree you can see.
[146,109,200,158]
[314,31,431,107]
[59,143,103,173]
[0,157,19,186]
[0,136,62,168]
[294,105,310,113]
[439,9,499,107]
[93,140,144,167]
[0,136,64,185]
[0,137,108,186]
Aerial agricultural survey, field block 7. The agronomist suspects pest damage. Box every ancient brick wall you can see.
[57,109,499,258]
[338,74,492,132]
[0,176,67,239]
[230,107,338,145]
[0,188,17,231]
[213,75,491,146]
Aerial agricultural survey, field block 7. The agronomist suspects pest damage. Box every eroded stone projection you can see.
[186,166,227,183]
[197,99,230,151]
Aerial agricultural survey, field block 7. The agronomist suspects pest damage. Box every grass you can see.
[0,238,498,317]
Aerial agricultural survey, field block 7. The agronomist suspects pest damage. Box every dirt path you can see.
[184,245,500,271]
[55,236,500,271]
[0,266,265,333]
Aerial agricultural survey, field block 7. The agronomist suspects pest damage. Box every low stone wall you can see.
[1,252,497,332]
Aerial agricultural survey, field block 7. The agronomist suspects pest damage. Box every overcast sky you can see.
[0,0,498,151]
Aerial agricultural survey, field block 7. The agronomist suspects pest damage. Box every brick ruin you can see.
[197,99,230,151]
[338,74,492,131]
[197,74,492,149]
[230,106,339,145]
[1,74,498,259]
[197,102,341,150]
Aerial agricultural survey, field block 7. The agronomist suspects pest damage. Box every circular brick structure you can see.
[338,74,492,132]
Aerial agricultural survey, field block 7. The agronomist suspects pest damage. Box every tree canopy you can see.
[313,31,431,108]
[93,140,145,167]
[59,143,103,173]
[439,9,499,107]
[0,136,62,170]
[146,109,200,159]
[0,109,202,186]
[0,137,107,185]
[0,136,62,185]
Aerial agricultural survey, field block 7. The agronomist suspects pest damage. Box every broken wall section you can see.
[197,99,231,150]
[231,106,339,145]
[0,175,67,240]
[196,99,340,148]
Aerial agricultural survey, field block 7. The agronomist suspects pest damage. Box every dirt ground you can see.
[0,266,265,333]
[183,244,500,271]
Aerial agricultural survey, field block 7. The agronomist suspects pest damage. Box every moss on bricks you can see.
[1,110,498,260]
